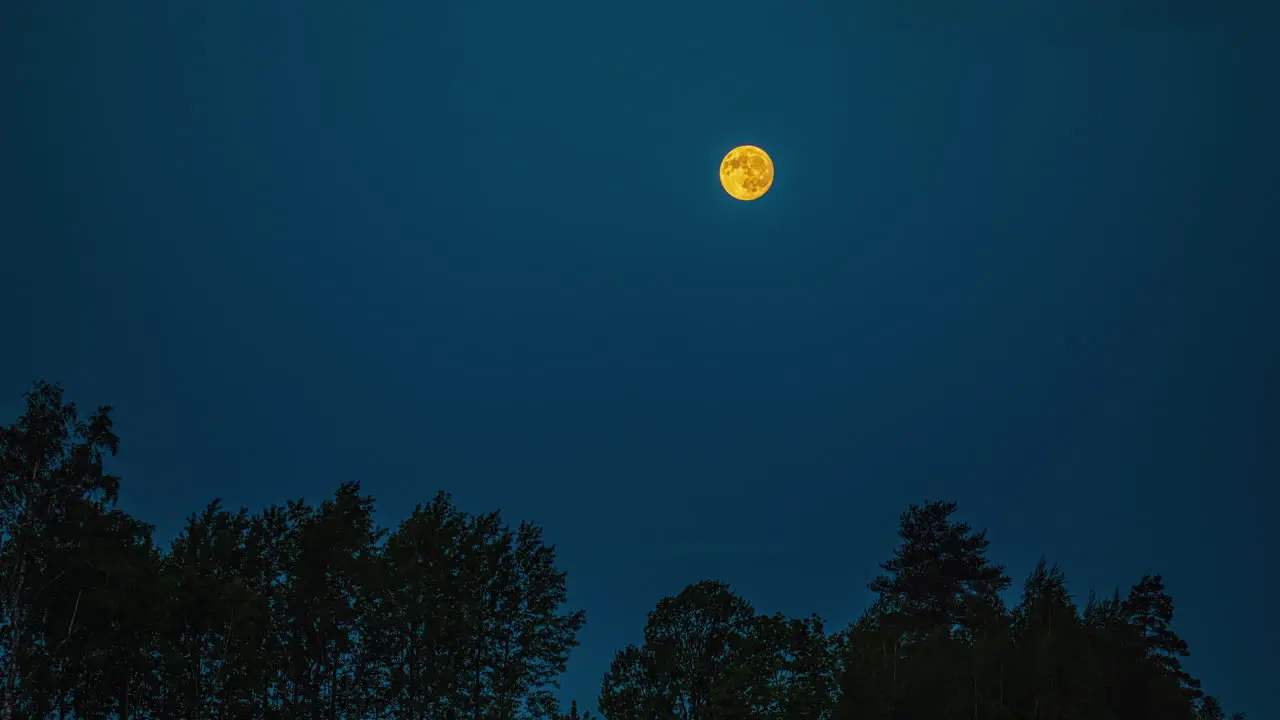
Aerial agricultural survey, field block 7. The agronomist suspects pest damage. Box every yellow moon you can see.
[719,145,774,201]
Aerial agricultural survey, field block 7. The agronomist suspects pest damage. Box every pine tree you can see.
[1123,574,1201,699]
[867,501,1011,641]
[845,501,1011,719]
[1009,557,1086,719]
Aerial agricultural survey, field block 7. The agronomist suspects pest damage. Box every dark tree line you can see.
[0,382,1245,719]
[0,382,583,719]
[598,511,1244,720]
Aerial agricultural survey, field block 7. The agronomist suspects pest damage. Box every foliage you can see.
[0,382,1245,719]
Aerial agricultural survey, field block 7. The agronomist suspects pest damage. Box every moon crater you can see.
[719,145,774,201]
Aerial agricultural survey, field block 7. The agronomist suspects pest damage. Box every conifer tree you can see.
[867,501,1011,641]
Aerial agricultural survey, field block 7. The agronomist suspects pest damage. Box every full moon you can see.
[719,145,774,201]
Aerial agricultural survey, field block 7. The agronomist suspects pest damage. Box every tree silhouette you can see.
[599,580,759,720]
[0,382,1248,719]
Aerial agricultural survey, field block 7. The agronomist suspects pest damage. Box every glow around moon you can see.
[719,145,774,201]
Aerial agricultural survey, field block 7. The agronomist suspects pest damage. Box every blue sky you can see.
[3,0,1277,715]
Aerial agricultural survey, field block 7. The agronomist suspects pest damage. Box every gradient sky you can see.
[2,1,1277,716]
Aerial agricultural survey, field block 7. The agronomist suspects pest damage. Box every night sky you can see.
[2,1,1277,716]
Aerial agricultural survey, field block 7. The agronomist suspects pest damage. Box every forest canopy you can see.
[0,381,1243,719]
